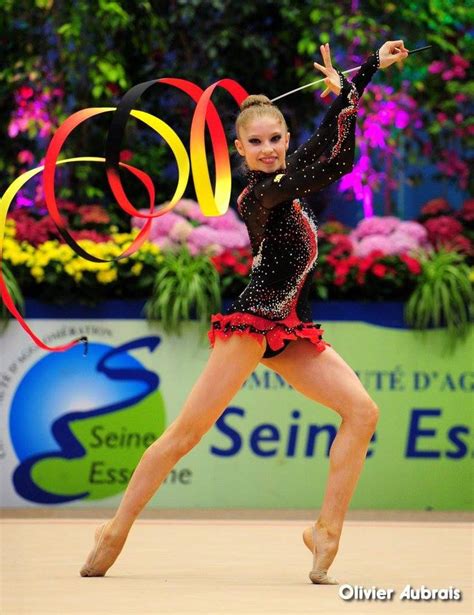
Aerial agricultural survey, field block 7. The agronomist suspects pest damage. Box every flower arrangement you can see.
[131,199,250,256]
[313,222,423,301]
[2,218,163,305]
[417,197,473,259]
[348,215,431,257]
[2,195,472,352]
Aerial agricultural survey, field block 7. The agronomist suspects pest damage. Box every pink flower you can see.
[441,69,455,81]
[351,216,400,240]
[352,235,393,257]
[187,226,222,251]
[214,230,250,249]
[396,221,428,243]
[206,208,245,232]
[428,61,446,74]
[132,210,184,238]
[386,231,420,255]
[452,66,467,79]
[174,199,208,223]
[451,55,469,69]
[17,150,34,165]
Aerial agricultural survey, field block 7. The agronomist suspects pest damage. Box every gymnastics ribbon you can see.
[1,78,249,351]
[4,45,431,351]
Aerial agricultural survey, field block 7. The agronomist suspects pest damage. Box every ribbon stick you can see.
[271,45,432,102]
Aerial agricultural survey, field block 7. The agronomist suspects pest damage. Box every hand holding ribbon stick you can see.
[271,43,431,102]
[377,39,410,69]
[315,40,409,98]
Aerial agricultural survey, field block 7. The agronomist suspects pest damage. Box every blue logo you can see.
[10,336,166,504]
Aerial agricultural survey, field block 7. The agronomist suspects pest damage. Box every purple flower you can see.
[18,194,35,208]
[364,123,387,148]
[394,109,410,130]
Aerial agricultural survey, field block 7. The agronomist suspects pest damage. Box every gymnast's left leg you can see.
[260,339,379,583]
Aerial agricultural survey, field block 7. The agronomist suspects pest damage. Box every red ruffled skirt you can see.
[207,311,330,355]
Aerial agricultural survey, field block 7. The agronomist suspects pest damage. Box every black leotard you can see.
[208,50,380,357]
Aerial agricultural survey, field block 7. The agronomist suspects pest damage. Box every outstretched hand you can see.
[313,43,342,98]
[314,40,410,98]
[378,40,409,69]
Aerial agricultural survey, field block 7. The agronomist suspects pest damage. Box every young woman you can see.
[80,40,409,584]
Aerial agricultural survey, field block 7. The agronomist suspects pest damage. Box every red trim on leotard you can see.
[208,311,330,354]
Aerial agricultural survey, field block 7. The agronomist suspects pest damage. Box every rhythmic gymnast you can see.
[80,40,409,583]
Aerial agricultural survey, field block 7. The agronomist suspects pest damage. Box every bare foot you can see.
[302,525,313,553]
[79,520,128,577]
[303,524,340,585]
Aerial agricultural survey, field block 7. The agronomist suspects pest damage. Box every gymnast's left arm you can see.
[286,44,382,171]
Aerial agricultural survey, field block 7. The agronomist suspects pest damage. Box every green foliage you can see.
[0,261,24,330]
[145,247,221,335]
[404,249,473,353]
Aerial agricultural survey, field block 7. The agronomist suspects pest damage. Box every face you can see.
[235,115,290,173]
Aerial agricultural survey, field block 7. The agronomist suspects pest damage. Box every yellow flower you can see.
[31,266,45,281]
[131,262,143,276]
[5,220,17,238]
[97,269,118,284]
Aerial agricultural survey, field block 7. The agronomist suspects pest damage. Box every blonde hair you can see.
[235,94,287,138]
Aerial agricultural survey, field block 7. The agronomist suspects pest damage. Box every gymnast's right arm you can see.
[253,52,381,210]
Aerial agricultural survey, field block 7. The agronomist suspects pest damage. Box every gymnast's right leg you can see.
[80,334,265,577]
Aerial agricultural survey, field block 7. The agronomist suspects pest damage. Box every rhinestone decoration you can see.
[209,52,380,358]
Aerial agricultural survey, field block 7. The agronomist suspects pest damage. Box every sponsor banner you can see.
[0,319,471,509]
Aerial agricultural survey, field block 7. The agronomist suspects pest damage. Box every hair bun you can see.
[239,94,273,111]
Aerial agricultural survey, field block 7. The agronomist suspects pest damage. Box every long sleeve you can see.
[286,50,381,168]
[351,49,380,96]
[254,50,380,210]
